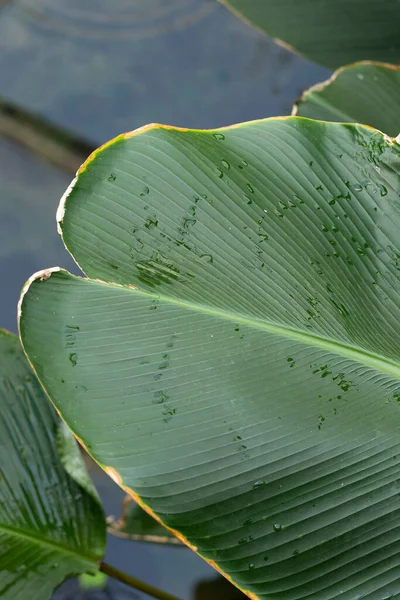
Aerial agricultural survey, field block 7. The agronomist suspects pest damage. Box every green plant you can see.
[2,4,400,600]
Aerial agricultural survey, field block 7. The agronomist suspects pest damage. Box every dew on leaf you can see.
[153,391,169,405]
[199,254,213,264]
[183,218,196,228]
[379,184,388,197]
[253,480,266,489]
[140,186,150,197]
[273,523,282,532]
[213,132,225,141]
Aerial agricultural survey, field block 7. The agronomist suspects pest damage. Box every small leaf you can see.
[0,330,106,600]
[293,61,400,136]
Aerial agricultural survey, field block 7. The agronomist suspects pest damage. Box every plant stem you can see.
[99,561,184,600]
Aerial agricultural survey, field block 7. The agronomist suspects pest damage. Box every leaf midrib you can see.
[0,521,99,565]
[71,273,400,381]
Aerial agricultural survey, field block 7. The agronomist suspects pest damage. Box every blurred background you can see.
[0,0,330,597]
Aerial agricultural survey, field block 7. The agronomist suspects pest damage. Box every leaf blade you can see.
[219,0,400,69]
[0,331,106,600]
[20,119,400,599]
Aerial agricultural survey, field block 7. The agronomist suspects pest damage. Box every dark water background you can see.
[0,1,329,597]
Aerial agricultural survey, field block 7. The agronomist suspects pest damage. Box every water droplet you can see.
[246,184,254,193]
[162,405,176,418]
[248,564,255,570]
[199,254,213,264]
[216,168,224,179]
[145,217,158,229]
[140,186,150,197]
[221,159,230,170]
[273,523,282,532]
[108,173,116,182]
[243,518,253,526]
[263,556,269,561]
[213,132,225,141]
[183,218,196,228]
[379,184,388,196]
[69,353,77,366]
[253,480,266,489]
[149,300,159,310]
[153,390,169,404]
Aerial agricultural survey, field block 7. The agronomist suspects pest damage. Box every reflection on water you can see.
[16,0,218,40]
[0,0,330,597]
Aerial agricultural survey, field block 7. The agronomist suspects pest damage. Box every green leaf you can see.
[19,118,400,600]
[79,571,108,590]
[219,0,400,69]
[108,495,181,545]
[293,62,400,136]
[0,330,106,600]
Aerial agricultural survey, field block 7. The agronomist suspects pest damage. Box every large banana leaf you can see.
[0,330,106,600]
[19,118,400,600]
[219,0,400,69]
[293,62,400,136]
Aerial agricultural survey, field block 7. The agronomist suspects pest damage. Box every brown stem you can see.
[99,561,184,600]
